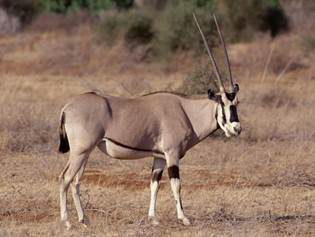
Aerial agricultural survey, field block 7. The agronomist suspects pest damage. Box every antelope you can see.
[58,14,241,229]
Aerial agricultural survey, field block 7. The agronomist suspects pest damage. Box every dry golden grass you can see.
[1,10,315,236]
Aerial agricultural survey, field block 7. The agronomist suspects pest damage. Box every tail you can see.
[59,112,70,153]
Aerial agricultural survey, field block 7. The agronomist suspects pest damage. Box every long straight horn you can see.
[193,13,225,93]
[213,14,234,92]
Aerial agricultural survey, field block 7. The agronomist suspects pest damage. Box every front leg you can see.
[166,153,191,225]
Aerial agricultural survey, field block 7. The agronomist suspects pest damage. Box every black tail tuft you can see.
[59,132,70,153]
[59,112,70,153]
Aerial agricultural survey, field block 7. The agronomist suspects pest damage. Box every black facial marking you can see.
[230,105,239,122]
[220,103,226,125]
[226,92,236,101]
[168,166,180,179]
[152,170,163,182]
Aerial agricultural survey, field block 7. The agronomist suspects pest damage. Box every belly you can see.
[97,139,163,160]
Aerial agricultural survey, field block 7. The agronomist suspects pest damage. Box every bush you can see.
[125,12,154,45]
[179,64,219,96]
[38,0,135,13]
[113,0,133,10]
[97,0,218,59]
[0,0,42,25]
[98,10,153,46]
[0,106,55,154]
[97,0,289,59]
[152,0,216,57]
[259,3,289,37]
[216,0,289,41]
[39,0,114,13]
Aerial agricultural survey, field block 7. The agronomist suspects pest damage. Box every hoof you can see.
[61,220,72,230]
[148,216,160,226]
[179,217,191,226]
[79,216,90,228]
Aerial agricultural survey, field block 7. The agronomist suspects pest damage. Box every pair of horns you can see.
[193,13,234,93]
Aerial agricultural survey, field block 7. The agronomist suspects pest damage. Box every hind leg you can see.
[148,157,166,225]
[71,158,88,225]
[59,151,90,229]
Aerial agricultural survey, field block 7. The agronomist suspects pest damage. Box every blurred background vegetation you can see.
[0,0,291,95]
[0,0,289,46]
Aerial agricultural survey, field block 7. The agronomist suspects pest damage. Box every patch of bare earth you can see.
[1,3,315,236]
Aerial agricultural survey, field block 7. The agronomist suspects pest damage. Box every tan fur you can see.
[63,92,219,158]
[58,92,224,228]
[57,14,242,225]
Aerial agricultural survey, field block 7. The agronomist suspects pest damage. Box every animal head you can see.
[208,84,241,137]
[193,13,241,137]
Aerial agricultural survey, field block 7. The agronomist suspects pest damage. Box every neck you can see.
[181,98,219,143]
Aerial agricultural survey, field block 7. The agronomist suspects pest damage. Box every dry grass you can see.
[1,6,315,236]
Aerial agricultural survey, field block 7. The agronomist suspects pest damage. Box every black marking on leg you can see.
[168,166,180,179]
[180,198,183,210]
[152,170,163,182]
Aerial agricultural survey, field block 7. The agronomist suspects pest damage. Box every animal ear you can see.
[208,89,218,101]
[233,84,239,93]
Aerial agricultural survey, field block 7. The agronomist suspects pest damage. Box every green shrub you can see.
[259,2,289,37]
[152,0,216,57]
[39,0,114,13]
[38,0,134,13]
[113,0,133,10]
[125,12,153,44]
[216,0,289,41]
[98,10,153,46]
[97,0,289,57]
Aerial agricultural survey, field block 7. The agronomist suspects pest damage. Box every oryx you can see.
[58,14,241,229]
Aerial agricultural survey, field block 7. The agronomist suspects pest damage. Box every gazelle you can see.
[58,14,241,229]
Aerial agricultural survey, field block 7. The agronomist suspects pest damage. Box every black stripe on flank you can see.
[104,137,164,155]
[85,91,97,95]
[168,166,180,179]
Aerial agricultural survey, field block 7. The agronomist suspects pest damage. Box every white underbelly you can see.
[97,139,162,160]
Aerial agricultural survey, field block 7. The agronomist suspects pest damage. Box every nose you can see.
[234,126,242,135]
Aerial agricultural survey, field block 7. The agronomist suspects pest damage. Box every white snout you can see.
[225,122,241,137]
[231,122,241,135]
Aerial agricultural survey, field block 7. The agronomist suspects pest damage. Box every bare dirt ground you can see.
[1,7,315,236]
